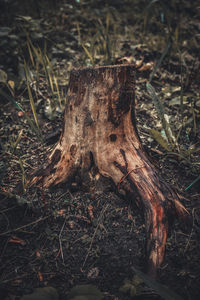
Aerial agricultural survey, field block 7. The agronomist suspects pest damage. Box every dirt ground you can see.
[0,1,200,299]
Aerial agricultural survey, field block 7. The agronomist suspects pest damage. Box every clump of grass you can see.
[25,38,65,120]
[0,69,43,140]
[9,129,23,154]
[142,1,200,190]
[77,7,119,65]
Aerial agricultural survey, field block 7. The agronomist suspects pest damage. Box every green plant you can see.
[0,69,42,140]
[25,38,65,120]
[142,1,200,186]
[77,7,119,65]
[9,129,23,154]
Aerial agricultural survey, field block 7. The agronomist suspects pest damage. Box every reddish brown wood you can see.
[29,64,187,277]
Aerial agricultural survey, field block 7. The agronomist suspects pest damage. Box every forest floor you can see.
[0,1,200,299]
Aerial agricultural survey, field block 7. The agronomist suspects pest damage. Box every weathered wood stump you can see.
[29,64,187,277]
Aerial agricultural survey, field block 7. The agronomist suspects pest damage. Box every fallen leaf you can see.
[0,69,7,83]
[138,61,154,71]
[36,250,41,258]
[18,111,24,117]
[57,209,66,216]
[88,205,94,220]
[8,236,26,246]
[68,221,74,229]
[8,80,15,90]
[117,56,134,64]
[135,57,144,68]
[38,271,43,282]
[87,267,99,279]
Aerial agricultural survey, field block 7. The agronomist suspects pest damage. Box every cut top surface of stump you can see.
[68,64,135,126]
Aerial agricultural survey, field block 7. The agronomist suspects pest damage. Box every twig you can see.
[0,215,50,236]
[58,217,67,263]
[82,204,109,269]
[184,208,195,253]
[118,165,145,190]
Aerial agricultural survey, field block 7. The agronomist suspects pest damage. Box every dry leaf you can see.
[38,271,43,282]
[88,205,94,220]
[135,57,144,68]
[18,111,24,117]
[36,250,41,258]
[68,221,74,229]
[138,61,154,71]
[8,236,26,246]
[57,209,66,216]
[87,267,99,279]
[8,80,15,90]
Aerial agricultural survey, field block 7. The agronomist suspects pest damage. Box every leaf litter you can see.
[0,0,200,299]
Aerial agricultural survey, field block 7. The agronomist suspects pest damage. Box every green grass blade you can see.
[12,129,23,152]
[146,82,175,146]
[185,174,200,191]
[0,87,41,139]
[24,113,43,141]
[149,42,171,83]
[24,61,41,132]
[27,83,40,130]
[0,89,25,112]
[82,44,94,65]
[27,40,35,67]
[150,129,171,151]
[53,75,62,108]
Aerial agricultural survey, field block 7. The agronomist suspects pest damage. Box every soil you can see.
[0,1,200,299]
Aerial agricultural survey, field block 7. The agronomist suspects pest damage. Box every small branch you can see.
[0,215,50,236]
[58,217,67,263]
[82,204,109,270]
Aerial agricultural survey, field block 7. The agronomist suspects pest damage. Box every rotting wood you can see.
[29,64,188,277]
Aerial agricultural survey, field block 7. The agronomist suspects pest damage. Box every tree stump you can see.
[29,64,187,277]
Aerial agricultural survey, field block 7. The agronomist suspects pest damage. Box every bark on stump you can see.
[29,64,187,277]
